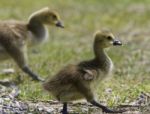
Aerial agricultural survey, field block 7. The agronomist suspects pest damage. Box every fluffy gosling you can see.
[43,30,125,114]
[0,7,64,82]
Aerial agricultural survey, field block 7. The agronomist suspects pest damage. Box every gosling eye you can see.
[52,15,57,20]
[107,36,112,40]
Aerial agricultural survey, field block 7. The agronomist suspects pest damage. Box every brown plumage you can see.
[43,30,125,114]
[0,7,64,82]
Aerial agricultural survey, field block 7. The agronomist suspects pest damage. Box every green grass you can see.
[0,0,149,107]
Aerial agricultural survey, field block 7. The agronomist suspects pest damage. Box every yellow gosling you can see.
[43,30,125,114]
[0,7,64,82]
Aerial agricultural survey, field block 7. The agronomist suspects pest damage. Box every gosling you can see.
[0,7,64,82]
[43,30,125,114]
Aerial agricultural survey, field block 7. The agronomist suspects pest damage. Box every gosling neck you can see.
[28,17,48,42]
[93,44,113,73]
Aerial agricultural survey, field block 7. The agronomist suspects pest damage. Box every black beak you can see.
[113,39,122,46]
[56,21,64,28]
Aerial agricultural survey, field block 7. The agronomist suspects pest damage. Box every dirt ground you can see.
[0,85,149,114]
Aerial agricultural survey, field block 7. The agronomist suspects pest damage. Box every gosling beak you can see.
[56,21,64,28]
[113,39,122,46]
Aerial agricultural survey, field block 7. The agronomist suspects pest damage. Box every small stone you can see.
[3,97,10,101]
[0,98,4,104]
[1,68,15,75]
[105,88,112,94]
[44,107,54,113]
[38,107,43,111]
[81,107,88,112]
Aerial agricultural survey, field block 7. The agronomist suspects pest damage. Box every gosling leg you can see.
[75,80,125,113]
[1,42,44,82]
[61,103,68,114]
[22,66,44,82]
[90,100,125,113]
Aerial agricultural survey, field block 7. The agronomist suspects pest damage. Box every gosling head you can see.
[29,7,64,28]
[94,30,122,49]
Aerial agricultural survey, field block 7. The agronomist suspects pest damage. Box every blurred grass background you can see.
[0,0,149,106]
